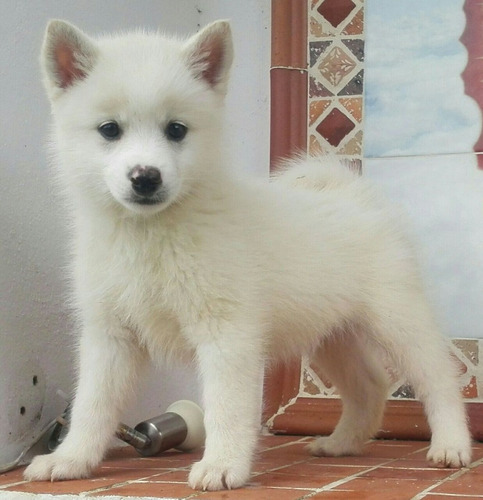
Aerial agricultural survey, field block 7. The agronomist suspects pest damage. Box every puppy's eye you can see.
[98,121,121,140]
[165,121,188,142]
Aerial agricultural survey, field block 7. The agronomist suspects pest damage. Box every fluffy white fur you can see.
[24,20,472,491]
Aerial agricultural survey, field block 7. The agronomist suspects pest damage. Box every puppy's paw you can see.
[24,453,93,482]
[427,444,472,468]
[307,435,362,457]
[188,457,250,491]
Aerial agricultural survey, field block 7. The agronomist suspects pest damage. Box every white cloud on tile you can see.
[364,154,483,339]
[364,0,482,157]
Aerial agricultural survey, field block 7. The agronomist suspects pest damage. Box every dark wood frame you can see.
[461,0,483,168]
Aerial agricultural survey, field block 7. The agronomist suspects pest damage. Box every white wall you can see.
[364,155,483,340]
[0,0,270,467]
[199,0,271,176]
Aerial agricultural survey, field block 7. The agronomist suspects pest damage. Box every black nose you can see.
[129,165,162,196]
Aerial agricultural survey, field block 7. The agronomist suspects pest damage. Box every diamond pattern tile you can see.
[338,130,363,155]
[318,46,358,87]
[309,76,332,98]
[309,134,324,155]
[340,97,363,122]
[308,0,364,160]
[338,69,364,96]
[309,99,331,125]
[318,0,357,28]
[309,40,332,67]
[316,107,356,147]
[342,7,364,35]
[342,39,365,62]
[310,16,327,38]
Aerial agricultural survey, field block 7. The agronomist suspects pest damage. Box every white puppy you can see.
[24,20,472,490]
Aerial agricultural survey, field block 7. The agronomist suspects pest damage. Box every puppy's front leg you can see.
[188,328,264,491]
[24,320,144,481]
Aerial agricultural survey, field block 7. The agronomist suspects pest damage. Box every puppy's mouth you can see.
[130,193,166,205]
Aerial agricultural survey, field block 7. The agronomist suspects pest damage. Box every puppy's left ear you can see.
[183,20,233,96]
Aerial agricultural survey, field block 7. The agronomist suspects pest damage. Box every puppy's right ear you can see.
[41,20,98,99]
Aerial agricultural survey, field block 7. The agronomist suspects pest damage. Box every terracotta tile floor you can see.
[2,436,483,499]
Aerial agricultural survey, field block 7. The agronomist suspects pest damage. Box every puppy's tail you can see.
[271,154,361,192]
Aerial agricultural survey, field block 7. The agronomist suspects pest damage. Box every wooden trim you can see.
[271,0,307,68]
[270,69,308,167]
[460,0,483,168]
[270,0,308,169]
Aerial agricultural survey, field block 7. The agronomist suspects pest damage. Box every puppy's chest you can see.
[81,219,245,337]
[112,243,204,318]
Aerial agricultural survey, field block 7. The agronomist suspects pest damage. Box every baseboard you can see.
[266,397,483,441]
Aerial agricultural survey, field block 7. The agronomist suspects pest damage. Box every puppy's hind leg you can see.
[308,328,389,457]
[371,299,472,468]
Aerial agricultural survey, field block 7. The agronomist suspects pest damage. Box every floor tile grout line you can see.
[423,494,483,498]
[0,480,29,490]
[373,465,458,472]
[411,457,483,500]
[81,468,191,497]
[293,456,408,499]
[0,462,193,490]
[251,457,320,478]
[291,462,376,469]
[77,462,196,496]
[292,444,433,500]
[260,436,312,452]
[266,485,324,492]
[255,437,427,475]
[135,480,187,484]
[164,450,383,500]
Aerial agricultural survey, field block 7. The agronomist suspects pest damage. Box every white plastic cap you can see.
[166,400,206,451]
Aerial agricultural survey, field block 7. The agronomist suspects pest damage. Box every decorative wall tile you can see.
[309,99,331,125]
[309,16,327,38]
[308,0,364,161]
[317,0,357,29]
[309,76,332,98]
[340,97,363,122]
[309,134,323,155]
[454,338,479,366]
[338,69,363,96]
[338,130,363,155]
[318,45,358,88]
[300,339,483,402]
[309,41,332,66]
[316,107,356,147]
[342,8,364,36]
[342,39,364,61]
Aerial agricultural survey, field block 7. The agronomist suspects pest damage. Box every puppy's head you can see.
[41,20,233,215]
